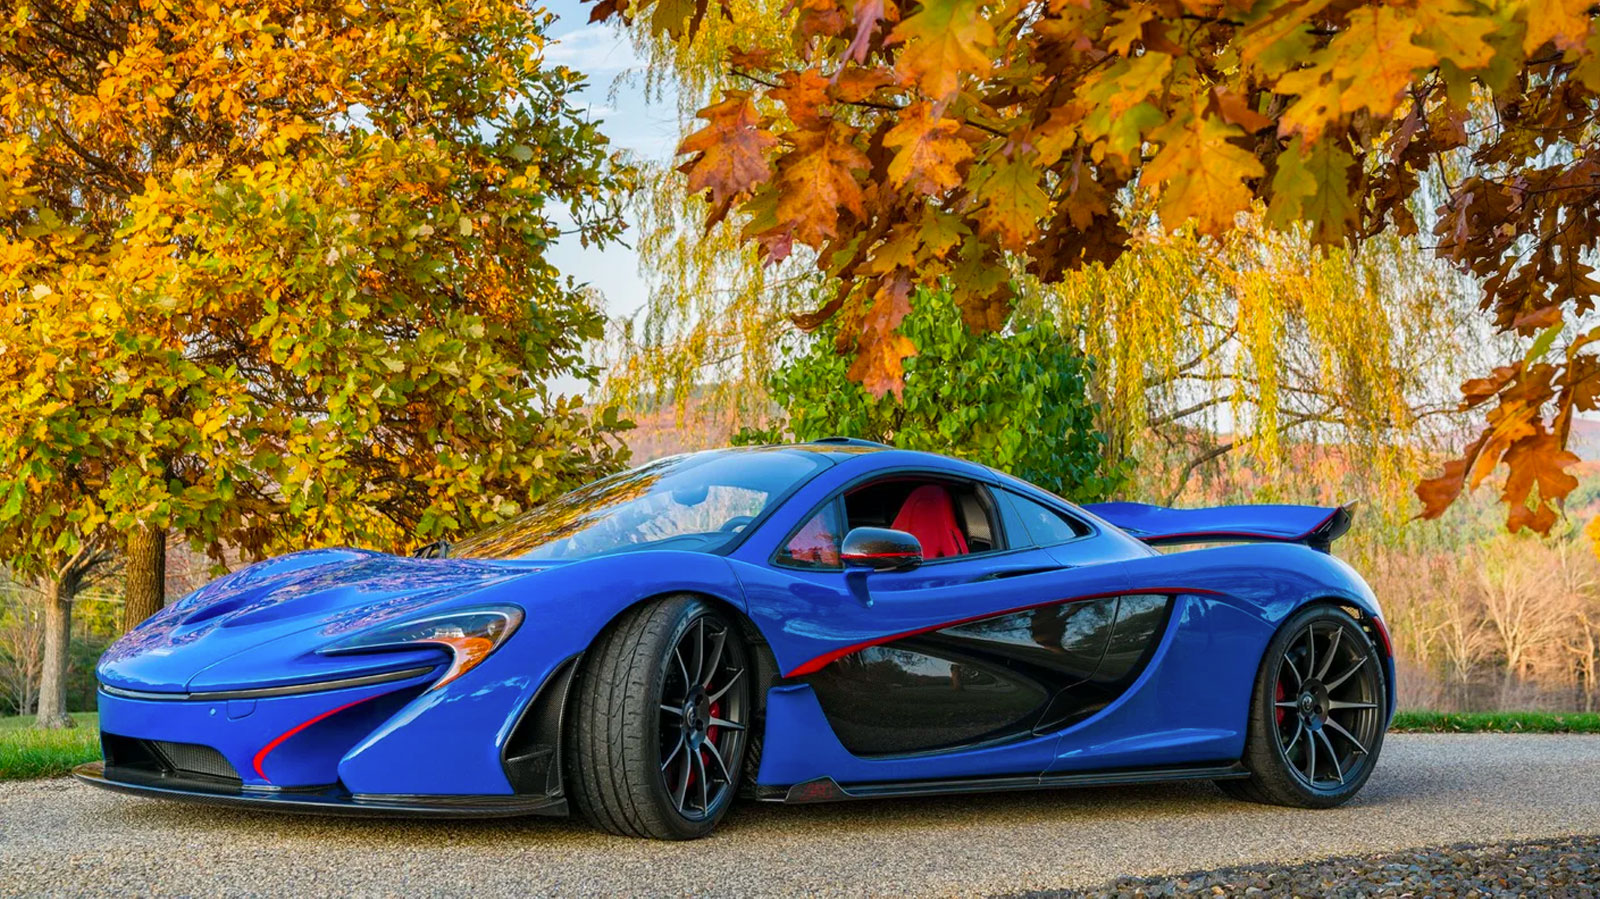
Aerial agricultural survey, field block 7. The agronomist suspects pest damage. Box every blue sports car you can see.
[77,439,1394,839]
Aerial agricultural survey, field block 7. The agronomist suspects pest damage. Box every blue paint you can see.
[95,445,1392,801]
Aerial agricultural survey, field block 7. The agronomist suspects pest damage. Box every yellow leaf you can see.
[888,0,993,99]
[970,157,1050,252]
[1412,0,1497,71]
[1144,110,1264,236]
[1524,0,1593,54]
[1267,137,1357,246]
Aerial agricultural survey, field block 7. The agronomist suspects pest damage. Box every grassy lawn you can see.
[0,709,1596,783]
[1391,710,1600,734]
[0,713,101,781]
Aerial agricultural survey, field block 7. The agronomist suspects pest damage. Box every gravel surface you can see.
[1017,835,1600,897]
[1,734,1597,897]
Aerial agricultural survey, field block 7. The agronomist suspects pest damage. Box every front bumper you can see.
[72,761,565,818]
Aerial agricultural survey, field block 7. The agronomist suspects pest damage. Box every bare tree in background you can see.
[0,573,45,716]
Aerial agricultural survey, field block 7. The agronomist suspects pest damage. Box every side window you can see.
[777,501,845,569]
[844,476,999,559]
[1003,491,1091,547]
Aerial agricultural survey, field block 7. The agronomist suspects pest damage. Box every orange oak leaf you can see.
[887,0,993,99]
[729,47,780,69]
[774,124,870,245]
[1461,364,1521,407]
[1415,436,1484,521]
[883,101,973,195]
[1211,86,1272,133]
[1501,428,1581,534]
[795,0,852,43]
[677,91,778,224]
[1331,7,1438,121]
[833,67,896,102]
[846,272,917,398]
[771,69,831,128]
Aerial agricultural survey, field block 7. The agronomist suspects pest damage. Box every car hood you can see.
[98,548,548,694]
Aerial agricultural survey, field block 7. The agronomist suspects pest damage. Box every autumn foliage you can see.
[0,2,631,584]
[592,0,1600,534]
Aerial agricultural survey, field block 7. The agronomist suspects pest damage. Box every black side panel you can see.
[1036,594,1174,732]
[802,594,1174,756]
[802,645,1051,755]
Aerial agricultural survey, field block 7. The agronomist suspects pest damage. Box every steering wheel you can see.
[720,515,756,533]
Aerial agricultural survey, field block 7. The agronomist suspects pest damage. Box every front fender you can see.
[337,551,748,796]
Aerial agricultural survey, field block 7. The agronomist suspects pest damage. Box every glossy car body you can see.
[77,440,1394,816]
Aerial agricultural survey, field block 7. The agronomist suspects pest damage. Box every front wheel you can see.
[1221,604,1387,808]
[567,595,752,839]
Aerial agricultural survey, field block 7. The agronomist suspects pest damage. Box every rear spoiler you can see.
[1083,501,1356,553]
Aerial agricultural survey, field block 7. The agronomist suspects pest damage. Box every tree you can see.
[0,400,115,727]
[0,0,634,719]
[1030,213,1491,514]
[736,288,1126,500]
[593,0,1600,537]
[0,572,45,716]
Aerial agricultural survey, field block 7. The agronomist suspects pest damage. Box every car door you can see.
[737,470,1140,776]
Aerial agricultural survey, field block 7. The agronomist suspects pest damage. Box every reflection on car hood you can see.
[98,548,547,694]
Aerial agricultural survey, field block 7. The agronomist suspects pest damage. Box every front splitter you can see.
[72,761,566,819]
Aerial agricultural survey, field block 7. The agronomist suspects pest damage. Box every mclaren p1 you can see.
[76,439,1394,839]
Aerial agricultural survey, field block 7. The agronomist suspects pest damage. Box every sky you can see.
[540,0,682,327]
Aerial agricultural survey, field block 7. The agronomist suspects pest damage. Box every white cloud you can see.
[544,26,642,75]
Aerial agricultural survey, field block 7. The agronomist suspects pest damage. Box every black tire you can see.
[566,594,752,839]
[1220,603,1388,808]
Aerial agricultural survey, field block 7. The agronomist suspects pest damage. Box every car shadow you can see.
[84,777,1292,847]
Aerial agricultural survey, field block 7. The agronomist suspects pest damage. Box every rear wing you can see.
[1084,501,1355,553]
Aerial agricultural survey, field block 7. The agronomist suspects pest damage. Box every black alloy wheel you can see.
[1222,603,1387,808]
[568,594,752,839]
[657,613,749,820]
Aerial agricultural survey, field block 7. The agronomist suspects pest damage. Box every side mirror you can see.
[840,527,923,572]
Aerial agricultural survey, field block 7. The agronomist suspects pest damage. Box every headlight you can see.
[320,606,523,690]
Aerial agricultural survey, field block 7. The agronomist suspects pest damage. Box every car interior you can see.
[844,479,997,558]
[779,477,1000,568]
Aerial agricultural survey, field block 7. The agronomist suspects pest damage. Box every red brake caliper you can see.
[686,700,722,792]
[1275,679,1286,725]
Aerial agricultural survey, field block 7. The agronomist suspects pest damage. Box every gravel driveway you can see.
[1,734,1596,897]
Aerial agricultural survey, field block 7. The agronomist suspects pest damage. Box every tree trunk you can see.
[123,523,166,631]
[34,575,79,730]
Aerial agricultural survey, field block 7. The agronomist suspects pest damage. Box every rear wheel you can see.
[1221,604,1387,808]
[567,595,751,839]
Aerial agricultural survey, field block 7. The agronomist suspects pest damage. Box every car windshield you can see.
[450,449,830,561]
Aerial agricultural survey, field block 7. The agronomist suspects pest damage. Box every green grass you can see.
[0,708,1594,783]
[1392,710,1600,734]
[0,713,101,781]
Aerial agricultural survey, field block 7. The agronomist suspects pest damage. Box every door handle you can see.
[980,564,1067,581]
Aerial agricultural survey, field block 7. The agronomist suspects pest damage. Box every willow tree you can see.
[1028,214,1492,519]
[0,0,633,724]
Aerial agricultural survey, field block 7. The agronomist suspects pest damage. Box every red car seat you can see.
[890,485,969,559]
